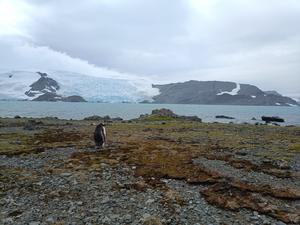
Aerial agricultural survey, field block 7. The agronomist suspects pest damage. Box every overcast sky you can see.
[0,0,299,97]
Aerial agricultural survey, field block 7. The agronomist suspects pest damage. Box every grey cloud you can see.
[1,0,300,96]
[26,0,189,74]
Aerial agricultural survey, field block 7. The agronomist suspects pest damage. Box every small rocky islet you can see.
[0,109,299,225]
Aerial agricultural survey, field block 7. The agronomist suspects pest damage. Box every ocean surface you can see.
[0,101,299,125]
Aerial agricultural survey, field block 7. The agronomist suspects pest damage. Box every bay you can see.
[0,101,299,125]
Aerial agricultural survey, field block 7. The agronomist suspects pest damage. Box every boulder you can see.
[261,116,284,123]
[112,117,123,121]
[84,115,123,122]
[84,115,110,121]
[151,108,177,117]
[215,115,235,119]
[154,109,202,122]
[139,108,202,122]
[178,115,202,122]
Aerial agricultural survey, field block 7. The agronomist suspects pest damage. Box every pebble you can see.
[0,147,289,225]
[60,172,72,177]
[276,222,287,225]
[76,201,83,206]
[29,222,40,225]
[123,214,132,222]
[46,216,55,223]
[101,196,110,204]
[146,199,155,204]
[101,216,111,223]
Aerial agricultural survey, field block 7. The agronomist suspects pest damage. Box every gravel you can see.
[0,148,292,225]
[193,157,300,189]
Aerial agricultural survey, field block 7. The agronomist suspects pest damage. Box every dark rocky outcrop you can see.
[151,108,177,117]
[32,93,87,102]
[32,93,62,102]
[24,72,86,102]
[139,108,202,122]
[23,119,44,130]
[62,95,87,102]
[84,115,123,122]
[25,72,60,97]
[215,115,235,120]
[262,116,285,123]
[84,115,111,121]
[180,115,202,122]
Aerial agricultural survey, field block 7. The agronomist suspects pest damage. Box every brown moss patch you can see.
[66,123,300,224]
[230,180,300,199]
[205,154,295,179]
[2,118,299,223]
[0,166,38,196]
[33,128,90,148]
[66,150,120,171]
[201,183,300,224]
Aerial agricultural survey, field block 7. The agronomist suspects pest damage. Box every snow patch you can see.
[275,103,281,105]
[0,71,40,99]
[251,95,256,98]
[287,103,298,107]
[217,83,240,96]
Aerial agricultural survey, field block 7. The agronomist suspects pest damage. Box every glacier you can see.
[0,70,159,102]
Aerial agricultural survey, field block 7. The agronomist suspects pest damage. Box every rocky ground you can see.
[0,112,299,225]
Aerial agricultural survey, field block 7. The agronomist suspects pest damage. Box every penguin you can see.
[94,123,106,149]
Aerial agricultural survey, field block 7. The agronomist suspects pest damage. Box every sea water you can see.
[0,101,299,125]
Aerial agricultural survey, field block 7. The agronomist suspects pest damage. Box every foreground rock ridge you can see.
[0,110,299,224]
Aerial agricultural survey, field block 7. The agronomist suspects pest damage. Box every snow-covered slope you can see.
[0,71,41,100]
[0,70,159,102]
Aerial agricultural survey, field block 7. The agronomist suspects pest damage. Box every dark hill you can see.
[152,80,298,106]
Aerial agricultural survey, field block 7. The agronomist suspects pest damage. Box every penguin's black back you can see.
[94,123,106,148]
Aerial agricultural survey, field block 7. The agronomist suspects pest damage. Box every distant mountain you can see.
[0,72,298,106]
[0,71,157,102]
[264,90,282,96]
[152,80,299,106]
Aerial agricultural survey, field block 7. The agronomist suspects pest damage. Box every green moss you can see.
[0,116,299,164]
[0,132,32,155]
[289,143,300,152]
[139,115,176,122]
[0,167,37,196]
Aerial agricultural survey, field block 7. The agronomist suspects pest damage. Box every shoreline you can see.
[1,101,300,126]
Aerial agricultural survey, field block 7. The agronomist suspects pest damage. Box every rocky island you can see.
[0,110,299,224]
